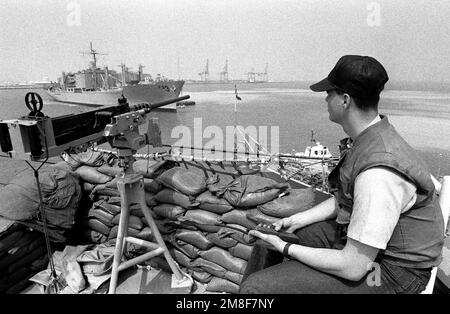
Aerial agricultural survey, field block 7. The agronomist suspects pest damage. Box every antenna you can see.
[79,42,108,68]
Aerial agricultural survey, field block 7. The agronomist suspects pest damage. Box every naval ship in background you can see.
[46,43,184,110]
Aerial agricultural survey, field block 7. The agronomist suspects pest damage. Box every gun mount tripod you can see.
[101,98,193,294]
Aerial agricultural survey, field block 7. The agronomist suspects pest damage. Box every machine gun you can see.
[0,92,194,293]
[0,93,190,161]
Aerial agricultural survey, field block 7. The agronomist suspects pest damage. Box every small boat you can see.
[293,130,333,160]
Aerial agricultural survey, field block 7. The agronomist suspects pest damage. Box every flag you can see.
[235,85,242,101]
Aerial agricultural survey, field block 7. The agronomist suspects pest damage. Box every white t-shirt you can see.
[347,167,417,249]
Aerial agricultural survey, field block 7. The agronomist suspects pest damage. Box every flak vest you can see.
[328,115,444,268]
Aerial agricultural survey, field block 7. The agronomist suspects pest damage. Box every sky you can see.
[1,0,450,83]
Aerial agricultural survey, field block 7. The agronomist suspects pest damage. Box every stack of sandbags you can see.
[140,167,295,294]
[70,156,168,244]
[0,219,49,294]
[62,151,318,294]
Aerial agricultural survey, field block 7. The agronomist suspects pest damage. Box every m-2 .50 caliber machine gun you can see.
[0,92,194,293]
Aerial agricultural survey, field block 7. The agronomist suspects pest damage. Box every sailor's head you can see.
[310,55,388,114]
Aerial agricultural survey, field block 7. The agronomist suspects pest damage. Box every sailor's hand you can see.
[273,217,304,233]
[272,218,289,231]
[248,229,285,251]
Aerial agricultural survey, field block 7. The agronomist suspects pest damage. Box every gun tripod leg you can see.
[108,175,193,294]
[108,179,131,294]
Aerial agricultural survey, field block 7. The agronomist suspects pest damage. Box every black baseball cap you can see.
[310,55,389,99]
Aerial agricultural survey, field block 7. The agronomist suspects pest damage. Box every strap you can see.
[283,242,292,258]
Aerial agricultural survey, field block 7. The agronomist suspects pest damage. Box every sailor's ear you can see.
[342,93,351,109]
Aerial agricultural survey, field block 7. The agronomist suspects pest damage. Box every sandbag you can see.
[75,165,112,184]
[206,276,239,294]
[0,234,41,272]
[8,245,46,274]
[152,204,186,220]
[206,174,235,194]
[195,191,234,214]
[258,187,316,218]
[220,210,257,230]
[83,182,95,193]
[170,248,193,268]
[106,197,121,206]
[104,177,120,189]
[94,200,121,215]
[156,167,206,196]
[172,239,200,259]
[136,226,154,241]
[191,258,227,278]
[87,207,115,227]
[175,229,213,250]
[97,164,123,177]
[145,193,158,207]
[0,267,36,294]
[90,194,109,202]
[155,189,200,209]
[188,269,212,284]
[111,214,143,230]
[217,175,289,208]
[228,243,253,261]
[132,159,168,179]
[91,187,120,201]
[246,208,280,225]
[52,160,75,172]
[151,218,177,234]
[84,218,111,236]
[0,230,25,255]
[206,233,239,249]
[162,220,199,232]
[194,223,222,233]
[108,225,140,240]
[198,247,247,274]
[62,150,107,168]
[218,224,256,245]
[143,178,162,194]
[179,209,220,226]
[225,270,244,285]
[80,229,107,244]
[129,204,158,220]
[129,206,144,218]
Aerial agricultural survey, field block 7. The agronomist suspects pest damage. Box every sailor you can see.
[239,55,445,293]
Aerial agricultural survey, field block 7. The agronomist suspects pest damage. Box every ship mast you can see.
[80,42,107,68]
[79,42,107,89]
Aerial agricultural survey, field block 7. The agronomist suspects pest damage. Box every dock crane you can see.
[219,60,229,82]
[198,59,209,82]
[247,63,268,83]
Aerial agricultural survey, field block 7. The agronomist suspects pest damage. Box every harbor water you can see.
[0,82,449,178]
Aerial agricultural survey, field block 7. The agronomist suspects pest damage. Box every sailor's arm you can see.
[249,230,378,281]
[273,196,338,233]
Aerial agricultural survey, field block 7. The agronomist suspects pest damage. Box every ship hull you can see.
[46,80,184,110]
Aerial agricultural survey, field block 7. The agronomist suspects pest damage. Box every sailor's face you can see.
[325,89,344,123]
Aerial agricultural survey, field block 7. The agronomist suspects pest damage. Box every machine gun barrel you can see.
[131,95,190,113]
